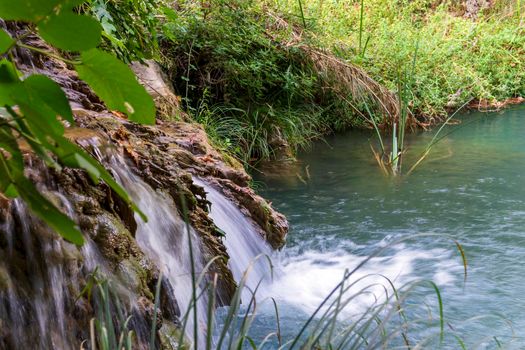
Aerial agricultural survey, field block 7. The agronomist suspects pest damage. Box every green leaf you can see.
[0,0,53,21]
[7,109,61,169]
[16,94,65,138]
[4,184,18,198]
[76,49,155,124]
[0,29,14,54]
[0,59,21,106]
[0,0,86,21]
[23,74,74,123]
[0,59,19,83]
[0,126,23,170]
[0,153,12,191]
[15,176,84,245]
[74,153,101,180]
[38,13,102,52]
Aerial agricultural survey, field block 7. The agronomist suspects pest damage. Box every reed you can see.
[87,279,135,350]
[366,41,475,177]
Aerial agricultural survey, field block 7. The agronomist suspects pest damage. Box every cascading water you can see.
[192,178,274,295]
[0,140,211,349]
[193,175,458,347]
[0,198,81,349]
[95,142,209,348]
[0,173,154,349]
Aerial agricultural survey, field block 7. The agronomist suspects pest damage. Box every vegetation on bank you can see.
[55,0,524,165]
[158,1,383,164]
[154,0,524,164]
[275,0,524,119]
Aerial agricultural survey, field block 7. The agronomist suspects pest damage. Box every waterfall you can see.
[192,178,274,296]
[100,145,208,349]
[0,185,155,349]
[1,140,211,349]
[0,198,80,349]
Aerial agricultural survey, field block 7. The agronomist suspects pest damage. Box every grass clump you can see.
[84,234,478,350]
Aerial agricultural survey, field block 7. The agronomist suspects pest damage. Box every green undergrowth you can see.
[77,0,524,167]
[153,0,524,166]
[158,0,371,165]
[274,0,525,120]
[82,0,160,63]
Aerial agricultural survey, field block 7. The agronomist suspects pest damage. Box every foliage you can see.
[83,0,160,63]
[159,0,524,165]
[273,0,525,120]
[0,0,155,245]
[88,278,137,350]
[159,0,364,164]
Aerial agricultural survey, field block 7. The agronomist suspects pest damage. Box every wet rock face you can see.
[72,109,288,289]
[73,109,288,250]
[131,60,182,120]
[0,160,161,349]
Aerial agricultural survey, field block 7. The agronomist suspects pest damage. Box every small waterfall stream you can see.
[192,178,274,296]
[1,141,212,349]
[1,198,82,349]
[0,173,154,349]
[104,149,209,348]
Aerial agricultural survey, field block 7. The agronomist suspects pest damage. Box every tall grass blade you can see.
[206,274,218,350]
[271,297,282,347]
[150,273,163,350]
[297,0,307,28]
[407,99,472,175]
[359,0,365,55]
[179,194,199,349]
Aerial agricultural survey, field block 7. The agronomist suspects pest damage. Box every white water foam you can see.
[193,177,459,321]
[268,247,457,317]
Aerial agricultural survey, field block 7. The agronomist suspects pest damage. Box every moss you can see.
[158,320,190,350]
[117,259,154,300]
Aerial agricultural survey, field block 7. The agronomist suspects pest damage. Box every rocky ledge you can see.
[0,30,288,349]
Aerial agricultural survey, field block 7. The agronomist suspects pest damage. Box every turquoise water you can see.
[252,106,525,348]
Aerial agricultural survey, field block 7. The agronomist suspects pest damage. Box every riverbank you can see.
[152,0,524,164]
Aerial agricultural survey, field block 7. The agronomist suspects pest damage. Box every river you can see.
[238,106,525,349]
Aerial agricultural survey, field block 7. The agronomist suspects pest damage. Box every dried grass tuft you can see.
[265,11,417,129]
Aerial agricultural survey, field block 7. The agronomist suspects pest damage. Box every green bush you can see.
[84,0,160,63]
[273,0,524,120]
[159,0,358,163]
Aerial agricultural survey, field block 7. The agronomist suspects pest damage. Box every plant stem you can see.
[359,0,365,55]
[297,0,307,28]
[18,43,81,65]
